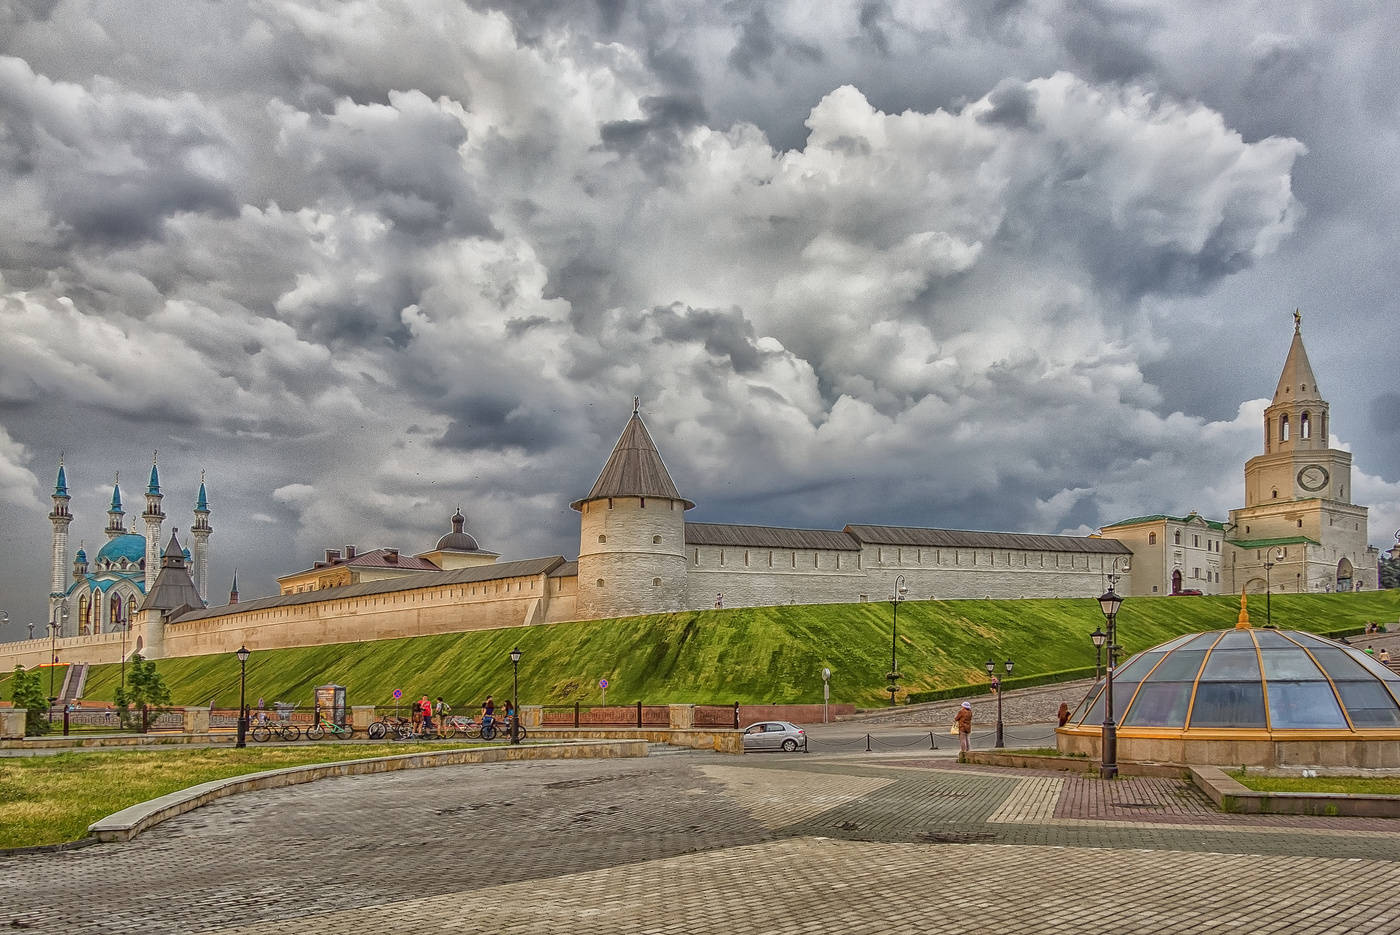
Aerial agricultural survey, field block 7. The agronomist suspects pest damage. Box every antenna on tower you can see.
[633,396,640,415]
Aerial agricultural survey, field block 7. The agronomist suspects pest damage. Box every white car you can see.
[742,720,807,752]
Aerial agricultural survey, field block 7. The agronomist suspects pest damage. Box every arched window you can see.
[79,595,91,632]
[652,535,662,544]
[110,594,122,628]
[1280,414,1290,441]
[127,596,136,621]
[597,534,606,544]
[652,577,661,587]
[595,578,604,588]
[1173,531,1180,545]
[1148,533,1156,545]
[1300,411,1311,439]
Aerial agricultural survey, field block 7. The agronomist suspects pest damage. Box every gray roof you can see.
[844,525,1132,554]
[139,532,205,614]
[685,523,861,551]
[571,411,694,510]
[548,560,578,578]
[171,556,569,624]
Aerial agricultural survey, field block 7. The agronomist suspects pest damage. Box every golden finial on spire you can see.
[1293,308,1301,334]
[1236,591,1252,629]
[152,449,158,465]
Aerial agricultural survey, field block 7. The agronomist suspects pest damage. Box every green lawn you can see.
[0,744,446,849]
[1228,772,1400,796]
[69,591,1400,709]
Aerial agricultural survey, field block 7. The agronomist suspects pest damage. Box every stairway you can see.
[59,662,88,703]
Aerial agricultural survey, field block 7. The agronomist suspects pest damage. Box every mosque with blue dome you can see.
[48,454,212,636]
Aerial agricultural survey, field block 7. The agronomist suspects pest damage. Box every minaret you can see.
[190,470,212,603]
[72,541,88,579]
[142,452,165,594]
[229,568,239,605]
[105,474,126,540]
[48,457,72,628]
[571,398,695,619]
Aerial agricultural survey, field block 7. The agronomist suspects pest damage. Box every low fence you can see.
[537,702,854,729]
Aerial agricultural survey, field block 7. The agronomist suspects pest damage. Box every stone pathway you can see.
[7,750,1400,932]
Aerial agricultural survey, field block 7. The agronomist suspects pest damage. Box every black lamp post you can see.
[1263,552,1276,626]
[509,646,522,744]
[1096,585,1123,779]
[985,657,1014,748]
[235,645,250,749]
[1090,627,1106,681]
[886,574,909,706]
[48,619,62,723]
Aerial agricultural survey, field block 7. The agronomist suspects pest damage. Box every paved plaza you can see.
[6,745,1400,933]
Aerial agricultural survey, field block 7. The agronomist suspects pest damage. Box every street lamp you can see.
[887,574,909,706]
[985,657,1014,748]
[1096,583,1123,779]
[1263,551,1276,626]
[48,620,60,723]
[509,646,522,744]
[1090,628,1106,682]
[235,645,250,748]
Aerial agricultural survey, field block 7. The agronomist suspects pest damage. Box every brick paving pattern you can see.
[6,749,1400,932]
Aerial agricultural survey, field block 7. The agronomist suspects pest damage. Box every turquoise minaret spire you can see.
[49,455,73,627]
[190,469,213,603]
[105,473,126,540]
[142,451,166,595]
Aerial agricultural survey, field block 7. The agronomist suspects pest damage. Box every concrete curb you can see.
[86,740,648,844]
[1188,765,1400,817]
[959,751,1186,778]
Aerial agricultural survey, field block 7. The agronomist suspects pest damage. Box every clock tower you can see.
[1226,312,1377,592]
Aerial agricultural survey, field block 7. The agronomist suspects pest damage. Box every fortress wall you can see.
[158,571,553,659]
[0,629,137,672]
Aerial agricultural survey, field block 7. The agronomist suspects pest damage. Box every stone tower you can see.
[142,452,166,595]
[1227,312,1377,592]
[571,401,695,619]
[48,458,72,633]
[190,471,212,604]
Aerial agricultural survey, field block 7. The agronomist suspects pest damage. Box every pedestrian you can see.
[1057,702,1071,727]
[410,697,422,731]
[418,695,433,732]
[1381,648,1392,665]
[435,696,450,728]
[1366,645,1376,655]
[482,694,495,727]
[954,701,973,753]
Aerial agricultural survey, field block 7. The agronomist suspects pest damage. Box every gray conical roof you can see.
[571,409,694,511]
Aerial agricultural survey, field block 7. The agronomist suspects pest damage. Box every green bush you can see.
[9,665,51,737]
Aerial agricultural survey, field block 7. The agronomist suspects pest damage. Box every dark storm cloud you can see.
[856,2,891,57]
[726,5,823,79]
[1056,1,1160,83]
[599,93,708,178]
[436,395,567,454]
[649,304,767,373]
[977,79,1037,129]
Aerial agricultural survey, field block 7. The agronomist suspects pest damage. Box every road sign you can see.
[392,689,402,700]
[599,679,608,689]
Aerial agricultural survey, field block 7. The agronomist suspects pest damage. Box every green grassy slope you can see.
[75,591,1400,708]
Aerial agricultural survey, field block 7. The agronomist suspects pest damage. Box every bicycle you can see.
[305,721,354,741]
[366,714,408,740]
[478,716,526,742]
[250,718,302,742]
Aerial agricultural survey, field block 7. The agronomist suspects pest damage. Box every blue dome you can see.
[95,534,147,566]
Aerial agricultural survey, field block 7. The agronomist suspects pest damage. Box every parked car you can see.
[1173,589,1204,596]
[742,720,807,752]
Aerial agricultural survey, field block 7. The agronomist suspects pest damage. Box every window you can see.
[1148,532,1156,545]
[652,577,661,587]
[1272,489,1278,499]
[720,550,726,566]
[598,534,606,543]
[607,498,613,509]
[596,579,604,588]
[1174,531,1181,545]
[1297,520,1303,528]
[640,497,646,508]
[1152,585,1159,593]
[652,535,662,544]
[1300,411,1311,439]
[1193,535,1199,547]
[1281,414,1290,441]
[744,550,749,566]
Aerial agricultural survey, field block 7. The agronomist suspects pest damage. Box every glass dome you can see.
[1068,628,1400,732]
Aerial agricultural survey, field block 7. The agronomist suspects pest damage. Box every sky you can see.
[1,0,1398,638]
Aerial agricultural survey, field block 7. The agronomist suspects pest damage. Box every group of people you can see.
[405,693,516,734]
[950,698,1077,754]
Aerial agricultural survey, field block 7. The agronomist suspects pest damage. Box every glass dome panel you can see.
[1266,681,1347,729]
[1335,681,1400,727]
[1154,633,1204,652]
[1114,653,1160,681]
[1079,686,1107,725]
[1122,681,1192,727]
[1304,646,1373,680]
[1199,649,1261,681]
[1259,649,1324,681]
[1189,682,1266,728]
[1251,629,1293,648]
[1144,650,1207,682]
[1342,647,1400,683]
[1213,629,1255,649]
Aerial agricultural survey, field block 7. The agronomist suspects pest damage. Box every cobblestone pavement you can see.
[7,750,1400,933]
[848,679,1098,727]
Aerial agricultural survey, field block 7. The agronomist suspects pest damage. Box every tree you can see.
[114,654,172,732]
[1381,552,1400,590]
[9,665,51,736]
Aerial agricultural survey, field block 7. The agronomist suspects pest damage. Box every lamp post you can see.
[235,645,250,748]
[1090,627,1106,681]
[1263,552,1276,626]
[886,574,909,706]
[1096,583,1123,779]
[120,619,129,694]
[509,646,522,744]
[985,657,1014,748]
[48,620,60,723]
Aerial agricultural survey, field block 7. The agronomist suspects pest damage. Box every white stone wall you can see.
[576,497,688,619]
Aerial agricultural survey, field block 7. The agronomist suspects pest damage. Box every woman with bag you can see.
[954,701,973,753]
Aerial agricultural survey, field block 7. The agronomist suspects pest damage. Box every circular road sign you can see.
[599,678,609,689]
[392,689,403,700]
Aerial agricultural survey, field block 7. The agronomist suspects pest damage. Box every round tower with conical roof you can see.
[571,400,695,619]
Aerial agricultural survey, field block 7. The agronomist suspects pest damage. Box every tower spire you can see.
[49,455,73,620]
[143,452,167,595]
[191,469,213,604]
[106,473,126,540]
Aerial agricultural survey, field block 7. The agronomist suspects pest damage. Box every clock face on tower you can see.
[1298,464,1330,492]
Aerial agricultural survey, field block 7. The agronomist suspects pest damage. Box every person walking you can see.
[954,701,973,753]
[418,695,433,732]
[434,696,450,729]
[1057,702,1071,727]
[1381,648,1392,665]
